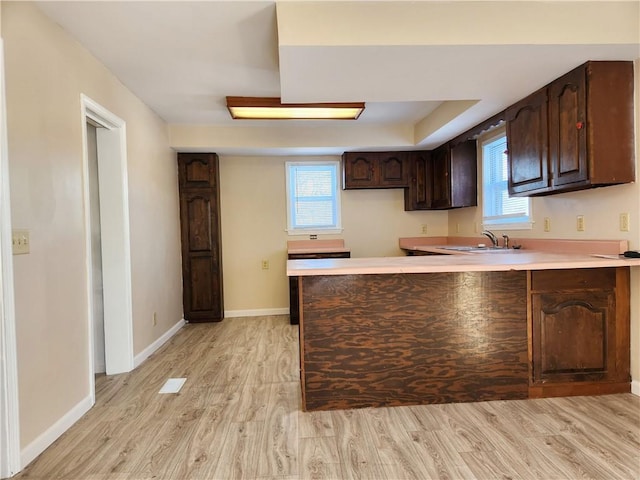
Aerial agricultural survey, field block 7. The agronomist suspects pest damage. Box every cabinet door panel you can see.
[178,153,217,188]
[506,89,549,195]
[379,153,408,187]
[549,67,588,187]
[430,147,451,209]
[188,256,215,312]
[185,194,213,252]
[343,153,378,188]
[404,151,432,210]
[449,141,477,208]
[532,290,615,383]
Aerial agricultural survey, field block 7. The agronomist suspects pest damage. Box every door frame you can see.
[80,95,134,393]
[0,38,21,479]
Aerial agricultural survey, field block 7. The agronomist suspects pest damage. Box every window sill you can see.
[286,228,343,236]
[482,221,534,231]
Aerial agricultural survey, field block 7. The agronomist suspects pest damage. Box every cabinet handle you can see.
[576,121,584,130]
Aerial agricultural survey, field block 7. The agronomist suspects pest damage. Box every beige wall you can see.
[219,155,446,312]
[2,2,182,448]
[449,58,640,383]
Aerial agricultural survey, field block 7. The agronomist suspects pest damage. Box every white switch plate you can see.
[576,215,585,232]
[12,229,30,255]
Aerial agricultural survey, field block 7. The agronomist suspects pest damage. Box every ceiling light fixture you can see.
[226,96,365,120]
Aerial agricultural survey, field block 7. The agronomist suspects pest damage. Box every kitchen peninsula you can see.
[288,246,640,411]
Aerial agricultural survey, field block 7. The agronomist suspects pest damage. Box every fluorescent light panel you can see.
[226,96,365,120]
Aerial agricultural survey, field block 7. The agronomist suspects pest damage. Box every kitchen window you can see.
[285,161,342,234]
[481,128,532,230]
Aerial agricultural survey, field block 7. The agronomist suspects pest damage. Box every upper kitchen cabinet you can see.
[404,142,477,210]
[404,150,432,210]
[507,61,635,197]
[343,151,409,189]
[431,140,477,209]
[506,88,549,195]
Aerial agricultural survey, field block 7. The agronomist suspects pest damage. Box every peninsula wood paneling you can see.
[300,271,528,411]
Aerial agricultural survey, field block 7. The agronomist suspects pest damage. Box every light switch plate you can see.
[12,229,30,255]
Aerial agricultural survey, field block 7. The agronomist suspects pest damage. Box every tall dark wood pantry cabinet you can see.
[177,153,224,322]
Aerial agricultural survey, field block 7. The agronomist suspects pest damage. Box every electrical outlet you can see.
[12,229,30,255]
[421,224,428,234]
[152,312,157,326]
[620,213,630,232]
[473,222,478,233]
[261,259,269,270]
[576,215,585,232]
[456,223,461,234]
[543,217,551,232]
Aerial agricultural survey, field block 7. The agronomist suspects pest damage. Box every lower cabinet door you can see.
[531,289,616,384]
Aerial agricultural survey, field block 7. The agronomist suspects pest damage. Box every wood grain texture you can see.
[530,267,631,396]
[301,271,528,410]
[13,315,640,480]
[177,152,224,322]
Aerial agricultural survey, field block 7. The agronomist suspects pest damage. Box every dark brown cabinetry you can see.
[529,268,630,397]
[507,61,635,196]
[506,88,549,195]
[288,251,350,325]
[404,151,432,210]
[404,141,477,210]
[343,152,409,189]
[177,153,224,322]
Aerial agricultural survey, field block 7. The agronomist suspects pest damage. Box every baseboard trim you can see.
[224,308,289,318]
[632,379,640,396]
[20,394,93,469]
[134,318,185,368]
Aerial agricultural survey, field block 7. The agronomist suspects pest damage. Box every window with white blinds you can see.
[286,161,342,234]
[482,129,532,229]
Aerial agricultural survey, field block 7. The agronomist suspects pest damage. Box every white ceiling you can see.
[35,0,640,155]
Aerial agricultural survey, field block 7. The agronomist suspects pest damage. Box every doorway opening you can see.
[86,121,106,374]
[81,95,134,403]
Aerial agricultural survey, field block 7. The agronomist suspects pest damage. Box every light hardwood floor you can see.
[13,315,640,480]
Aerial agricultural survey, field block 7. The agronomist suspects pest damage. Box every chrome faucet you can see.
[502,234,510,249]
[482,230,499,247]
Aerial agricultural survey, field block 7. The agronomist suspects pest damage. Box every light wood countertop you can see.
[287,251,640,276]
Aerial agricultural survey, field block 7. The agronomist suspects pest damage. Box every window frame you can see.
[480,127,533,231]
[285,160,343,235]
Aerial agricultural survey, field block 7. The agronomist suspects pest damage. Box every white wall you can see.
[219,155,446,313]
[2,1,182,450]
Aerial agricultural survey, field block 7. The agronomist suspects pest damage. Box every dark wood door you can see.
[378,152,408,187]
[506,88,550,195]
[532,290,615,384]
[449,140,477,208]
[430,146,451,209]
[549,65,588,188]
[404,151,432,210]
[343,153,378,188]
[530,269,618,385]
[178,153,224,322]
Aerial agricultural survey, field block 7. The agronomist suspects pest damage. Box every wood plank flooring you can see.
[13,315,640,480]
